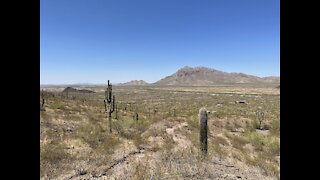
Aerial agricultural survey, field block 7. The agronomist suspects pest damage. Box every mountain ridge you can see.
[118,80,148,86]
[40,66,279,86]
[154,66,279,85]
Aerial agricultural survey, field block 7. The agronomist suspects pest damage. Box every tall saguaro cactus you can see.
[199,108,208,155]
[104,80,115,133]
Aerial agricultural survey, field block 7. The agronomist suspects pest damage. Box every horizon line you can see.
[40,66,279,85]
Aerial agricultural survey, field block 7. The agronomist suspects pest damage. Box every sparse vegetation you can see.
[40,84,279,179]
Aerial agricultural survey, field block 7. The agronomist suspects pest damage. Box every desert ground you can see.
[40,84,280,180]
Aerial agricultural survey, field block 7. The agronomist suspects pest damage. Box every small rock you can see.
[78,168,87,175]
[235,128,245,133]
[235,100,247,104]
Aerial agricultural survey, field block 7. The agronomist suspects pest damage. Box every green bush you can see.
[245,131,265,151]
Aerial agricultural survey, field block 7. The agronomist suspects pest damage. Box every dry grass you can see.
[40,85,279,179]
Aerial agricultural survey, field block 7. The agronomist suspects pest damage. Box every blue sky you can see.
[40,0,280,84]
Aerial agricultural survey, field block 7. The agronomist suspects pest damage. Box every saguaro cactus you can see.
[41,90,45,108]
[40,90,46,110]
[104,80,115,133]
[199,108,208,154]
[256,108,265,130]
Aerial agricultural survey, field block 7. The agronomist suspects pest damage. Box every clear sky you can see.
[40,0,280,84]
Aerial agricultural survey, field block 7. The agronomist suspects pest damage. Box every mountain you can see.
[62,87,96,93]
[262,76,280,83]
[119,80,148,86]
[154,66,280,85]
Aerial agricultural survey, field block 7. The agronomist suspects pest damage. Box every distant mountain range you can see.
[118,80,148,86]
[40,66,280,87]
[154,66,280,85]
